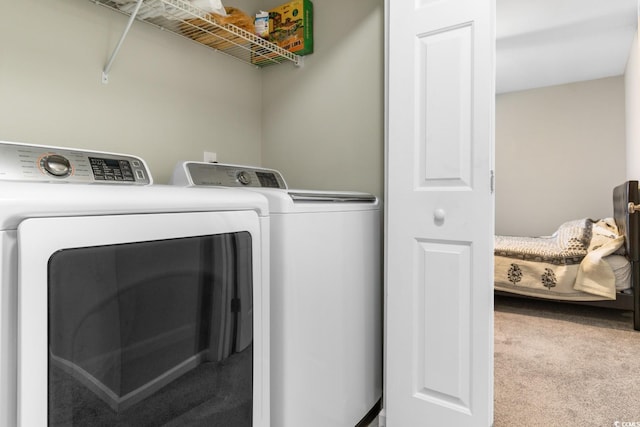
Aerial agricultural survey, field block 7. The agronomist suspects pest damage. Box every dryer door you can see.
[16,211,267,427]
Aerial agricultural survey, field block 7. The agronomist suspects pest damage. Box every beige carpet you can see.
[494,295,640,427]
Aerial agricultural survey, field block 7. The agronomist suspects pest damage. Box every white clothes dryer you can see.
[0,142,269,427]
[172,161,382,427]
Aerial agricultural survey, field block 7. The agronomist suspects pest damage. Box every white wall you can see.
[0,0,263,184]
[626,30,640,179]
[0,0,385,194]
[496,77,627,236]
[260,0,385,198]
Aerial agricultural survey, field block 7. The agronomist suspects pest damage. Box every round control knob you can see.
[41,154,71,177]
[236,171,252,186]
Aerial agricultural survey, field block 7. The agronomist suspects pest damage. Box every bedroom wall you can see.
[496,76,627,236]
[626,30,640,179]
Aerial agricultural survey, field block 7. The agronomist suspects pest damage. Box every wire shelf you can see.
[93,0,302,75]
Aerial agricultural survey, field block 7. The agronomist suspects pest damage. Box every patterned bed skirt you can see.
[494,255,608,301]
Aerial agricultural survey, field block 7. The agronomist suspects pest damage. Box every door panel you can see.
[418,24,472,187]
[414,240,471,413]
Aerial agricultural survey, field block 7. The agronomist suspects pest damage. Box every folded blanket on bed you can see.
[574,218,625,299]
[494,218,624,300]
[495,218,592,265]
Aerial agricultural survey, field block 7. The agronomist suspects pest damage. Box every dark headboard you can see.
[613,181,640,263]
[613,181,640,330]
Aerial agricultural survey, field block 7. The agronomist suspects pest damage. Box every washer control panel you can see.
[183,162,287,189]
[0,141,152,184]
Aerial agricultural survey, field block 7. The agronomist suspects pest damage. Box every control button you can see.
[41,154,71,177]
[236,171,252,186]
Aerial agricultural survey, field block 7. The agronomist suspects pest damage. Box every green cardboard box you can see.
[268,0,314,56]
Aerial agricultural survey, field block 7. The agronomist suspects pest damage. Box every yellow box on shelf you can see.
[267,0,313,56]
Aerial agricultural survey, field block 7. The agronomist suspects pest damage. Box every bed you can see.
[494,180,640,331]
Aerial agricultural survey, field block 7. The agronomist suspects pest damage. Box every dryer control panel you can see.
[0,141,152,184]
[175,162,288,189]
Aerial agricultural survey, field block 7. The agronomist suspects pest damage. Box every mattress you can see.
[606,254,631,291]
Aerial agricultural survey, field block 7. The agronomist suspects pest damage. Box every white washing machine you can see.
[0,142,270,427]
[172,161,382,427]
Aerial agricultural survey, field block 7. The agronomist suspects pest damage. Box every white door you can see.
[385,0,495,425]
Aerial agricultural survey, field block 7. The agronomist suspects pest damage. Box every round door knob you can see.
[41,154,71,177]
[434,208,446,225]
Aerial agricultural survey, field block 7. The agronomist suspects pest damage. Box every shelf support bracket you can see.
[102,0,144,84]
